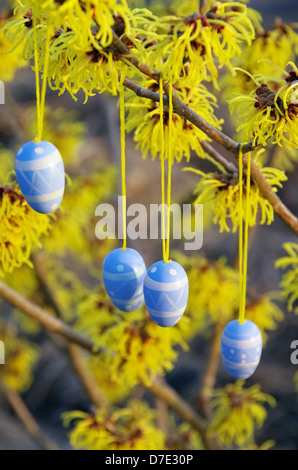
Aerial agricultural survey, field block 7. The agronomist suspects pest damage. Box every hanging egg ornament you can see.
[221,319,262,380]
[15,140,65,214]
[103,248,146,312]
[144,260,189,327]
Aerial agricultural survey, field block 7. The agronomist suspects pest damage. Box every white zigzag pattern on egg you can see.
[107,278,140,298]
[146,288,186,311]
[19,164,64,196]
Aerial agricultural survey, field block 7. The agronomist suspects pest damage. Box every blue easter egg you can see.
[221,319,262,380]
[143,260,189,327]
[103,248,146,312]
[15,140,65,214]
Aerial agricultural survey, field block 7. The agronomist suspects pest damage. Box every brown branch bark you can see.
[201,141,238,173]
[68,344,110,411]
[198,322,222,420]
[0,279,213,446]
[31,255,110,411]
[122,70,298,236]
[2,384,59,450]
[244,153,298,235]
[147,377,217,450]
[0,280,102,354]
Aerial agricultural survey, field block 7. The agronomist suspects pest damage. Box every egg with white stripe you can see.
[103,248,146,312]
[221,319,262,380]
[144,260,189,327]
[15,140,65,214]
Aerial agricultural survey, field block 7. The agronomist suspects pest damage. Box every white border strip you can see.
[221,332,262,349]
[25,188,64,203]
[103,265,146,282]
[144,275,188,292]
[16,150,62,171]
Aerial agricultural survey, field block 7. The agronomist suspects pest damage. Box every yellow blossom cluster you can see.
[245,293,283,344]
[175,253,239,333]
[187,157,287,232]
[220,21,298,98]
[276,243,298,313]
[125,79,223,161]
[0,185,52,275]
[208,381,276,448]
[0,16,27,81]
[135,2,255,87]
[3,0,130,100]
[0,321,39,392]
[229,63,298,148]
[75,290,188,387]
[63,400,165,450]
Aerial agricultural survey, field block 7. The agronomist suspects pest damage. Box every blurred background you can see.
[0,0,298,450]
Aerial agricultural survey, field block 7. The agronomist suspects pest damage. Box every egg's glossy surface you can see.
[103,248,146,312]
[144,260,189,327]
[221,319,262,379]
[15,140,65,214]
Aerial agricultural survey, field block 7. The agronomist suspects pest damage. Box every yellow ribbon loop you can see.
[159,79,174,264]
[119,81,127,251]
[238,144,252,324]
[32,7,51,143]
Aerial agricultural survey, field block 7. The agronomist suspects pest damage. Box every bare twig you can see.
[154,376,168,434]
[68,344,110,411]
[31,255,110,411]
[146,377,217,450]
[201,141,238,174]
[0,279,215,445]
[31,254,63,319]
[198,322,222,420]
[0,280,102,354]
[2,384,59,450]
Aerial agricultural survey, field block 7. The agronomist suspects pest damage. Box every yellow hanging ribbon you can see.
[159,78,167,262]
[119,80,127,251]
[166,82,173,263]
[238,144,252,324]
[159,79,173,264]
[32,7,51,143]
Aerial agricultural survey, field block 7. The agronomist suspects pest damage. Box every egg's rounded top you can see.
[222,319,262,341]
[15,140,61,162]
[146,260,187,283]
[103,247,146,275]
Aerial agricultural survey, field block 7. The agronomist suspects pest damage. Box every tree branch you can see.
[201,140,238,174]
[0,280,102,354]
[2,384,59,450]
[122,69,298,236]
[147,377,217,450]
[198,321,222,420]
[68,344,110,411]
[0,279,215,446]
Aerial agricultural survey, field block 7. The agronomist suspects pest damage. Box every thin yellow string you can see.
[119,81,127,251]
[32,8,51,143]
[38,26,51,142]
[166,82,173,263]
[238,145,251,324]
[32,7,41,141]
[241,151,251,322]
[238,144,244,323]
[159,78,167,262]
